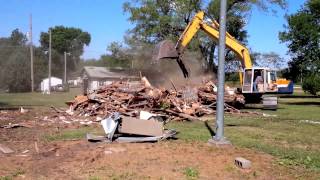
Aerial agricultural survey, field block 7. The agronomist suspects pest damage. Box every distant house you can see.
[81,66,139,94]
[40,77,63,94]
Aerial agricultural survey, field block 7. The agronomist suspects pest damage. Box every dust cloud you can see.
[137,51,216,89]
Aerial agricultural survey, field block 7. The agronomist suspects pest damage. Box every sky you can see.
[0,0,306,61]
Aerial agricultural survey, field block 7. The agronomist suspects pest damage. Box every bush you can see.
[302,74,320,95]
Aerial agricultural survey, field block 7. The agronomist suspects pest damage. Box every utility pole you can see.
[48,30,52,94]
[64,51,67,84]
[29,14,34,92]
[208,0,230,145]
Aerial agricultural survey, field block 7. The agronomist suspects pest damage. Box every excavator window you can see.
[243,69,266,93]
[253,70,264,92]
[270,71,277,82]
[242,69,253,92]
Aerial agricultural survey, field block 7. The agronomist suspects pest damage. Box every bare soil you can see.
[0,110,304,179]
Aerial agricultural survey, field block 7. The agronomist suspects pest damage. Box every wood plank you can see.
[0,144,14,154]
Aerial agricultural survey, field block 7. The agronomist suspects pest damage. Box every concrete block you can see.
[235,157,251,169]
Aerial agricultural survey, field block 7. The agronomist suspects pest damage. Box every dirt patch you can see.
[0,109,304,179]
[1,140,296,180]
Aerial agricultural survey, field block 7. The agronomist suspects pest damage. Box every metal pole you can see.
[209,0,230,145]
[29,14,34,92]
[48,30,52,94]
[64,51,67,84]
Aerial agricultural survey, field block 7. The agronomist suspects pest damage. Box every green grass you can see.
[0,169,25,180]
[0,88,81,108]
[88,176,101,180]
[167,94,320,172]
[2,85,320,176]
[183,167,199,180]
[43,126,100,142]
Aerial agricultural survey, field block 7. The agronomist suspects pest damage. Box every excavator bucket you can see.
[152,40,179,61]
[152,40,189,78]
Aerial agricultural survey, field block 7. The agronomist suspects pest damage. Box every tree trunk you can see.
[208,45,217,73]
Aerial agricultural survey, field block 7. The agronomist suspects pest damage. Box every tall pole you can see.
[216,0,227,141]
[64,51,67,84]
[209,0,230,145]
[29,14,34,92]
[48,30,52,94]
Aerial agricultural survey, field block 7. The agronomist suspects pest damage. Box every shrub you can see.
[302,74,320,95]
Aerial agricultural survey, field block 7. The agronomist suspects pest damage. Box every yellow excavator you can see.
[153,11,293,107]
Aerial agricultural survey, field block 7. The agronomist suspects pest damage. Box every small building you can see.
[81,66,139,94]
[40,77,63,94]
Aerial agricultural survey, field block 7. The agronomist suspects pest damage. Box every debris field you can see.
[67,77,249,122]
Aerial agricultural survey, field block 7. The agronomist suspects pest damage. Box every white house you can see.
[40,77,62,93]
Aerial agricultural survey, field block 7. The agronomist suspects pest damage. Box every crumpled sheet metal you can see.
[101,112,121,140]
[115,129,177,143]
[91,112,177,143]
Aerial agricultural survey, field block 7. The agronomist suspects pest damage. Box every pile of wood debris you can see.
[67,77,246,121]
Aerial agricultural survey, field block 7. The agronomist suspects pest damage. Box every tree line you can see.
[88,0,288,79]
[0,27,91,92]
[1,0,319,94]
[115,0,319,95]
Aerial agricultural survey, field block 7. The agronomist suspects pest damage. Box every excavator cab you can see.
[242,68,278,94]
[242,68,293,94]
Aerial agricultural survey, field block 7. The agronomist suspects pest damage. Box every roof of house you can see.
[82,66,138,79]
[41,77,62,81]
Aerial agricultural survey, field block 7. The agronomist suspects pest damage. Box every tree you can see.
[106,41,131,60]
[252,52,285,69]
[302,74,320,95]
[40,26,91,73]
[0,29,49,92]
[279,0,320,82]
[123,0,287,72]
[10,29,28,46]
[0,29,31,92]
[123,0,202,43]
[82,54,131,69]
[4,48,31,92]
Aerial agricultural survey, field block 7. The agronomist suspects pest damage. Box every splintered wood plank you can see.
[0,143,14,154]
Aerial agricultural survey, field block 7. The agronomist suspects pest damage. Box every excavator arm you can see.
[154,11,252,84]
[176,11,252,69]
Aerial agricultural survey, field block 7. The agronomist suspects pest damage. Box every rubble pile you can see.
[68,78,245,121]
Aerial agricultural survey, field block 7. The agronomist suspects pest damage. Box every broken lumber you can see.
[66,78,246,121]
[0,144,14,154]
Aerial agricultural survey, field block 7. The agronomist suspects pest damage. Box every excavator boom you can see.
[154,11,252,69]
[153,11,254,83]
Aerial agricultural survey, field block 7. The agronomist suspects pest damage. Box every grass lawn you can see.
[168,92,320,176]
[1,88,320,177]
[0,88,81,108]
